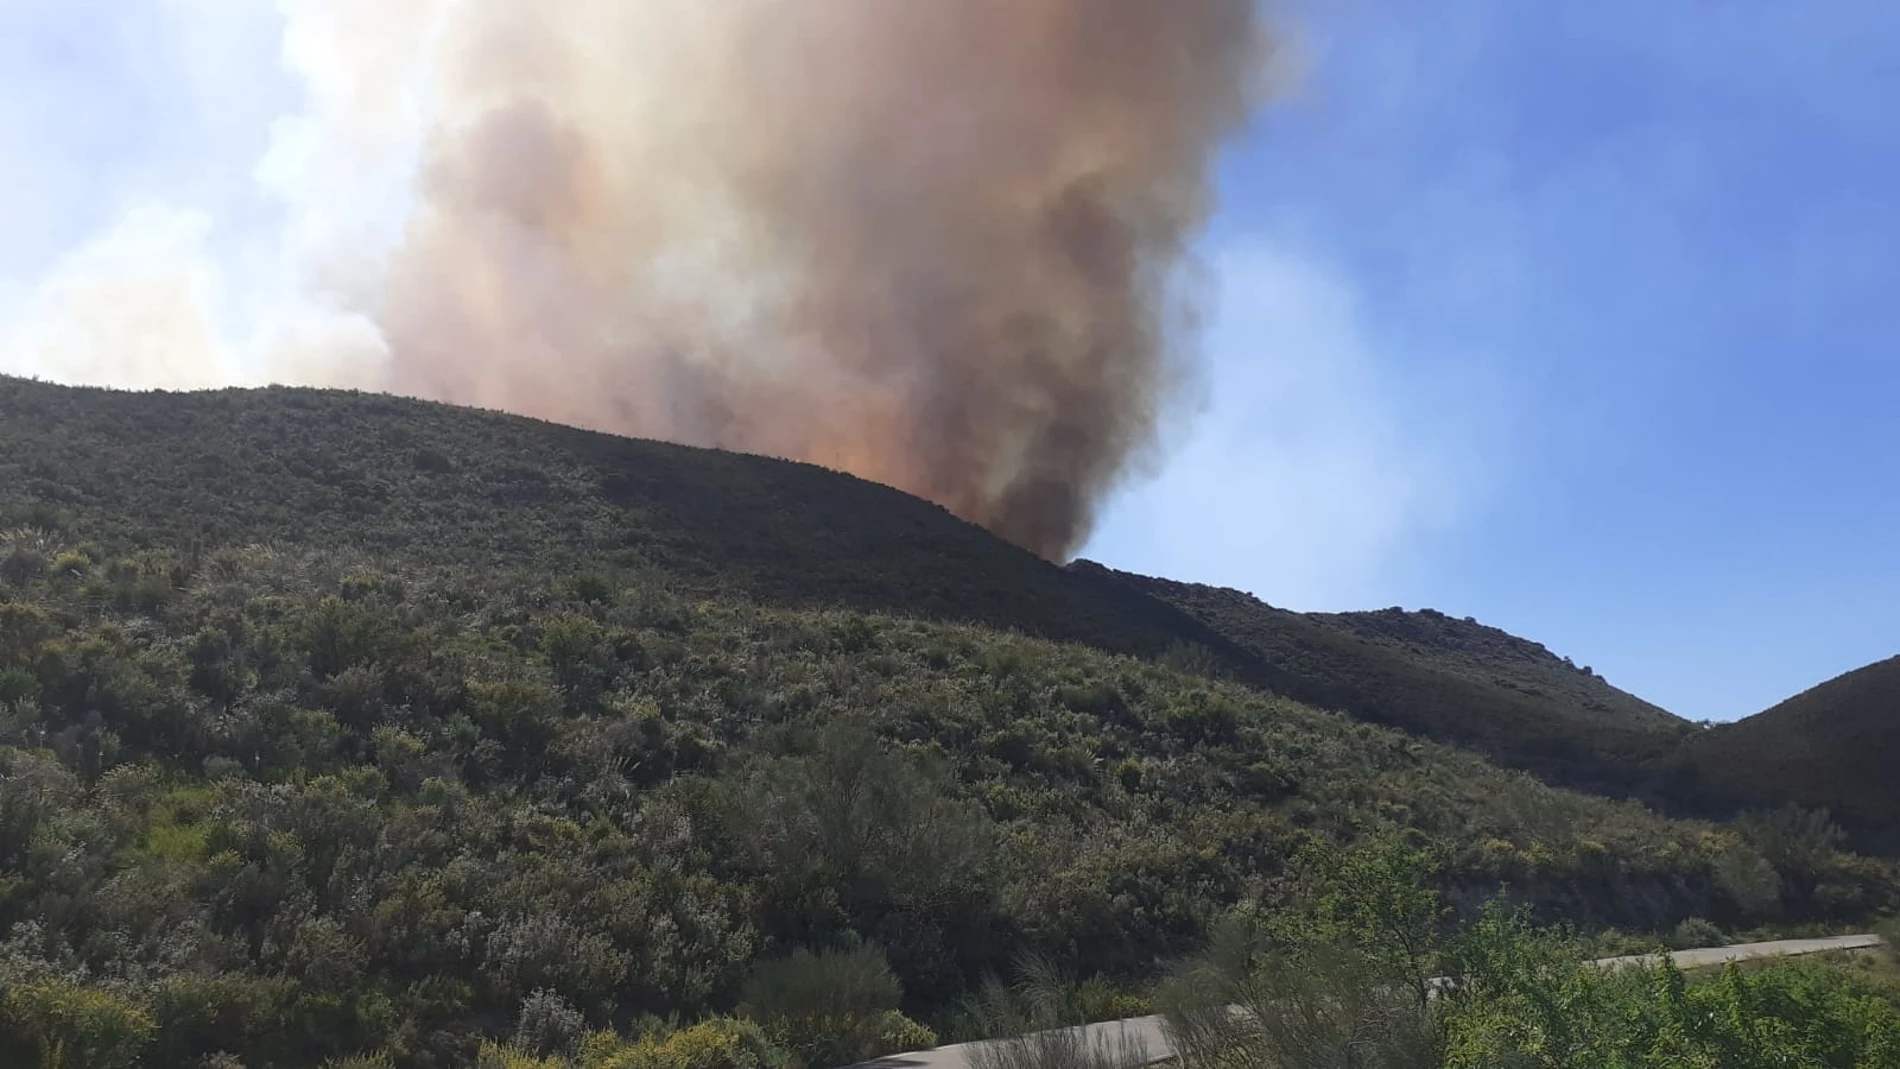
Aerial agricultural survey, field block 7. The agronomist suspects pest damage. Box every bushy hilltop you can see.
[1314,605,1682,731]
[0,377,1892,1067]
[1078,567,1693,797]
[1671,656,1900,855]
[0,378,1690,787]
[0,378,1200,656]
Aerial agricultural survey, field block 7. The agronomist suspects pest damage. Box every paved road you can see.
[844,934,1883,1069]
[1593,933,1880,972]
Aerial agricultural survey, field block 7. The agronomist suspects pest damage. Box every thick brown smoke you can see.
[375,0,1274,558]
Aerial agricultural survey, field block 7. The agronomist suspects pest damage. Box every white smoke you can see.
[1,0,1277,558]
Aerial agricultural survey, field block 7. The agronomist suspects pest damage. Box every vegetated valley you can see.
[1,377,1897,1068]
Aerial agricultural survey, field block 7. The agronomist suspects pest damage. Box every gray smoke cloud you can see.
[9,0,1280,559]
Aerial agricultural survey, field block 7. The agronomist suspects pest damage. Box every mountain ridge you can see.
[1314,606,1682,731]
[1,376,1888,839]
[1672,655,1900,853]
[1,377,1683,754]
[1,375,1894,1066]
[1072,564,1692,797]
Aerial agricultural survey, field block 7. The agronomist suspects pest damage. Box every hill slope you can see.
[1079,567,1692,796]
[1,377,1686,786]
[0,377,1892,1066]
[1673,656,1900,852]
[0,378,1194,653]
[1313,606,1681,732]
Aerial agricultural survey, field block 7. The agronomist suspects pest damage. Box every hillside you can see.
[1078,567,1693,796]
[0,377,1893,1066]
[0,378,1198,655]
[1313,607,1682,732]
[2,377,1687,788]
[1672,656,1900,853]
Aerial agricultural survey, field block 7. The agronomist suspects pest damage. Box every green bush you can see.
[962,958,1157,1069]
[476,1041,569,1069]
[150,971,303,1067]
[1159,845,1900,1069]
[1665,916,1728,951]
[580,1017,788,1069]
[868,1010,936,1057]
[1738,804,1847,902]
[740,944,934,1067]
[0,602,53,666]
[0,980,156,1069]
[303,597,389,681]
[516,989,588,1059]
[1156,916,1439,1069]
[1880,916,1900,967]
[728,723,998,1004]
[1072,976,1150,1025]
[1713,841,1784,919]
[1441,940,1900,1068]
[0,382,1896,1061]
[0,665,39,706]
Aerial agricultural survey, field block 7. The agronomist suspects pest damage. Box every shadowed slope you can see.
[0,377,1231,660]
[1314,606,1682,732]
[1674,656,1900,852]
[1076,566,1693,796]
[3,376,1898,1065]
[4,376,1686,798]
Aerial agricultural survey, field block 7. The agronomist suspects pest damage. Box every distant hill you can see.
[0,377,1191,653]
[0,376,1892,1064]
[1672,656,1900,852]
[1312,606,1683,732]
[1079,567,1692,795]
[0,377,1686,792]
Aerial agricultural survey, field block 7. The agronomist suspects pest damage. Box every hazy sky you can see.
[3,1,1895,721]
[1089,0,1900,721]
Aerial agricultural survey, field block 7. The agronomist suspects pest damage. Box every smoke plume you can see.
[15,0,1279,559]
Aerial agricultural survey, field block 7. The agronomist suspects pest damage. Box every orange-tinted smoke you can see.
[377,0,1276,558]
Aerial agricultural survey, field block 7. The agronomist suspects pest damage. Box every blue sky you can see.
[3,2,1895,721]
[1089,0,1900,720]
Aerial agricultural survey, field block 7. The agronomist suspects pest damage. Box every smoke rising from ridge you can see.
[9,0,1278,559]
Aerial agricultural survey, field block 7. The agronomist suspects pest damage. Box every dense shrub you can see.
[0,381,1895,1064]
[1440,911,1900,1068]
[1665,916,1727,951]
[1160,844,1900,1069]
[739,944,934,1067]
[580,1017,787,1069]
[0,980,156,1069]
[962,957,1159,1069]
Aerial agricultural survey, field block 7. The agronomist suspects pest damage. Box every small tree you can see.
[964,957,1154,1069]
[1,981,156,1069]
[1737,804,1846,905]
[1292,835,1452,1013]
[1158,837,1452,1069]
[728,722,998,1005]
[739,943,933,1067]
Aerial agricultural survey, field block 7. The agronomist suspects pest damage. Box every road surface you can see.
[844,933,1884,1069]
